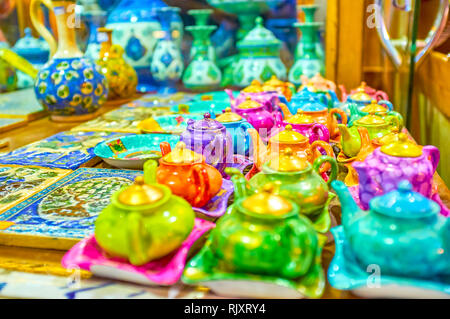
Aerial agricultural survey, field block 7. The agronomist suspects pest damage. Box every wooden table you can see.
[0,98,448,299]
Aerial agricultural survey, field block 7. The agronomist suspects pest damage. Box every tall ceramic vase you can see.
[295,5,324,63]
[289,22,324,86]
[187,9,216,62]
[150,7,184,94]
[182,25,222,92]
[106,0,183,93]
[31,0,108,122]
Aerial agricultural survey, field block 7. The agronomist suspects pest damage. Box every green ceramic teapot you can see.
[338,112,401,158]
[228,147,337,233]
[348,100,404,129]
[95,175,195,266]
[182,181,326,299]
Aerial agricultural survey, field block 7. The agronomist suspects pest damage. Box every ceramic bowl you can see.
[328,226,450,299]
[138,114,204,135]
[170,101,228,115]
[94,134,180,169]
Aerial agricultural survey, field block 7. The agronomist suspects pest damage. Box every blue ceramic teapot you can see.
[213,107,254,156]
[280,88,336,115]
[332,180,450,279]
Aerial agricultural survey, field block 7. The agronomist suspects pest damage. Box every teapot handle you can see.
[328,108,348,139]
[378,100,393,111]
[192,164,211,208]
[311,123,330,143]
[385,114,401,132]
[159,142,172,157]
[422,146,440,173]
[126,211,149,266]
[143,159,158,184]
[30,0,57,57]
[312,155,338,185]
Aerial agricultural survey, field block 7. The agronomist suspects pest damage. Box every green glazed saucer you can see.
[94,134,180,170]
[182,233,326,299]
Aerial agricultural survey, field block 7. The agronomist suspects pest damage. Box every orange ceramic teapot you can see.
[144,142,222,208]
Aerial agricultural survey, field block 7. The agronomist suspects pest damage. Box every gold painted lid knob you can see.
[118,176,164,206]
[356,112,386,125]
[162,142,203,164]
[242,79,263,93]
[216,107,242,123]
[361,100,388,113]
[237,96,262,109]
[242,183,293,217]
[350,82,371,101]
[380,133,423,157]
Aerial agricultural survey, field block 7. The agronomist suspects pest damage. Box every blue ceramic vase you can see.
[106,0,183,92]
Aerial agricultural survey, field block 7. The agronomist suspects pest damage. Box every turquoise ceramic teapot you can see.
[347,100,402,128]
[332,180,450,279]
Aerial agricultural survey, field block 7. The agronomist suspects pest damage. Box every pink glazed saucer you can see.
[62,219,215,286]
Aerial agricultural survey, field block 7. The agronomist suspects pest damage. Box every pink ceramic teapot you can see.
[274,110,330,144]
[352,133,440,210]
[233,96,277,140]
[226,80,280,113]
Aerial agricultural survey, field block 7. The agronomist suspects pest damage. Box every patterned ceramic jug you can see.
[95,176,195,266]
[31,0,108,122]
[180,113,232,174]
[352,133,440,209]
[144,142,223,208]
[332,180,450,279]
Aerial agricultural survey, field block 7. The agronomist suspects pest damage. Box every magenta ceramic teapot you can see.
[233,96,277,140]
[180,113,233,175]
[274,110,330,144]
[226,81,280,113]
[352,133,440,210]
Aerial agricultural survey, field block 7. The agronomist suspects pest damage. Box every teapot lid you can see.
[268,147,309,172]
[350,82,371,101]
[242,184,294,217]
[371,181,439,218]
[191,113,225,130]
[118,177,164,206]
[13,28,49,55]
[361,100,389,113]
[162,142,203,164]
[270,125,308,144]
[237,17,281,49]
[237,96,262,109]
[242,80,263,93]
[380,133,422,157]
[355,113,386,125]
[285,110,314,124]
[301,98,327,112]
[263,75,285,88]
[374,127,400,146]
[216,107,242,123]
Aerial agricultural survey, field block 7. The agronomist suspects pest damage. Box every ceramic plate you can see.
[124,92,194,108]
[182,235,326,299]
[0,88,46,121]
[170,101,228,115]
[191,91,237,103]
[138,114,203,135]
[94,134,180,170]
[62,218,215,286]
[328,226,450,299]
[193,179,234,220]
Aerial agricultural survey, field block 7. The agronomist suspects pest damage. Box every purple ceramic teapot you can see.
[353,133,440,210]
[180,113,233,174]
[233,97,277,141]
[274,110,330,144]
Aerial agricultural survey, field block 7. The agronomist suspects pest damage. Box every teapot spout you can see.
[279,102,294,120]
[225,167,249,200]
[248,128,268,170]
[331,181,362,231]
[339,84,348,101]
[225,89,236,108]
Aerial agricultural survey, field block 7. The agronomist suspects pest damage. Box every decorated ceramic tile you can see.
[62,219,215,286]
[71,107,173,133]
[0,131,128,169]
[0,118,27,133]
[0,168,142,250]
[0,166,71,214]
[0,88,46,120]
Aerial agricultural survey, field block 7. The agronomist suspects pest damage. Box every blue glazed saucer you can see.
[94,134,180,170]
[170,101,228,115]
[138,114,203,134]
[191,91,238,103]
[328,226,450,299]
